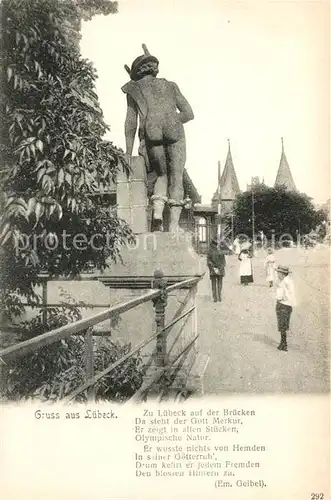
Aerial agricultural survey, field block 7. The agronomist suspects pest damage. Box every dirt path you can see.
[197,246,329,394]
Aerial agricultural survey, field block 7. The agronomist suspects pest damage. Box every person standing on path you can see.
[264,247,276,287]
[233,236,241,256]
[207,236,226,302]
[238,245,254,285]
[275,265,296,351]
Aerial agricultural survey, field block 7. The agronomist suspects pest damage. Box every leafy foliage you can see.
[75,0,118,20]
[233,185,325,241]
[0,0,133,319]
[1,289,143,403]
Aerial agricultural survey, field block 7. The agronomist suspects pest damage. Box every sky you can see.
[80,0,330,205]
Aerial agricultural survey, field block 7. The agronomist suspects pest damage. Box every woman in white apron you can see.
[238,247,253,285]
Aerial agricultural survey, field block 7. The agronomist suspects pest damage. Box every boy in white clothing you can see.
[275,265,296,351]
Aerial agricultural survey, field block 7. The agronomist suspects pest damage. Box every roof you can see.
[212,141,241,203]
[193,204,217,213]
[91,167,201,204]
[274,138,296,191]
[182,169,202,204]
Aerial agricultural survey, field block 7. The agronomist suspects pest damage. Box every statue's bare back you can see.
[122,45,194,232]
[138,78,184,144]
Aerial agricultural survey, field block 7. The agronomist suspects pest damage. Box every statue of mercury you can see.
[122,44,194,232]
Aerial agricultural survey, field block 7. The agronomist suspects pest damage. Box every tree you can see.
[75,0,118,20]
[0,0,132,320]
[233,185,324,242]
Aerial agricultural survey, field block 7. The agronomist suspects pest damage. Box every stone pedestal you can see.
[98,232,206,398]
[101,232,203,280]
[116,156,148,234]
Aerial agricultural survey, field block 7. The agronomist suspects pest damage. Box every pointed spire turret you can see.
[219,139,240,199]
[274,138,296,190]
[212,140,241,210]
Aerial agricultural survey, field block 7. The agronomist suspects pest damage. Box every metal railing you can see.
[18,276,115,326]
[0,272,201,403]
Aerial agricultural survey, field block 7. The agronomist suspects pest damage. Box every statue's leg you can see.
[166,137,186,232]
[147,144,168,229]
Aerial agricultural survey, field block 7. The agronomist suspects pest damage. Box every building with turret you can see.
[246,176,267,191]
[274,138,296,191]
[92,137,300,253]
[211,140,241,215]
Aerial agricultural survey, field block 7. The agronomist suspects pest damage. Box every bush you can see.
[1,289,144,403]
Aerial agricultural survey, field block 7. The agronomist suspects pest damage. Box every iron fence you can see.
[0,273,202,403]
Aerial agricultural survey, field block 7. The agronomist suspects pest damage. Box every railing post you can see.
[42,280,48,325]
[151,269,168,367]
[191,283,198,356]
[85,327,95,402]
[0,357,5,397]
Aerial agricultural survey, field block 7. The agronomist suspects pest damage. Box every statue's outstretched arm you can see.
[124,95,138,156]
[172,82,194,124]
